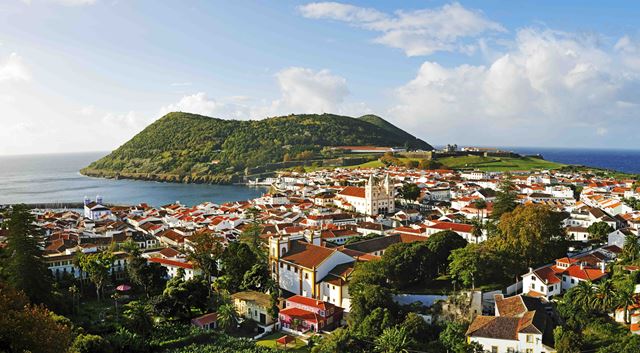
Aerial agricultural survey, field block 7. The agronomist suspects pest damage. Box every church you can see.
[336,174,395,216]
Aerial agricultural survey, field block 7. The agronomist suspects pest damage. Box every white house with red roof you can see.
[522,255,610,299]
[424,221,481,242]
[148,257,201,280]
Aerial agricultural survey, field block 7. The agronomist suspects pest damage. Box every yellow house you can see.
[231,291,273,326]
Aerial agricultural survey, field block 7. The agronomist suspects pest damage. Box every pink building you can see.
[278,295,343,334]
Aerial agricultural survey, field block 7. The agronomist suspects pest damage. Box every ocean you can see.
[1,148,639,206]
[508,147,640,175]
[0,152,266,206]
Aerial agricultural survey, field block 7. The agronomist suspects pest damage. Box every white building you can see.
[335,174,395,216]
[83,196,112,220]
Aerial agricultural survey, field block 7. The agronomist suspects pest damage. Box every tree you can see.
[419,159,443,170]
[490,204,566,274]
[382,242,435,288]
[491,175,517,220]
[0,282,73,353]
[311,327,359,353]
[617,287,635,324]
[356,307,395,338]
[470,218,484,244]
[220,242,260,293]
[399,183,420,202]
[188,231,224,296]
[400,312,435,345]
[594,279,617,312]
[5,204,53,304]
[349,283,396,326]
[374,326,413,353]
[241,263,270,291]
[553,327,582,353]
[77,251,114,301]
[623,233,640,263]
[426,230,467,275]
[70,334,111,353]
[217,302,239,333]
[127,253,167,298]
[123,300,154,337]
[404,160,419,169]
[439,321,482,353]
[588,222,614,243]
[448,245,481,289]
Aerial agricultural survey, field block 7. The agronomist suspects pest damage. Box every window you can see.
[287,265,290,271]
[491,347,498,353]
[530,283,535,289]
[526,334,533,343]
[280,263,283,268]
[305,273,309,279]
[294,267,298,273]
[525,349,533,353]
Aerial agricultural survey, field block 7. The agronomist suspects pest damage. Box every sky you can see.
[2,0,640,155]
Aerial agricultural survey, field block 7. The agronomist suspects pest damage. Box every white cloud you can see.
[159,68,361,120]
[158,92,221,117]
[0,53,30,82]
[269,67,349,114]
[102,111,142,129]
[390,29,640,146]
[299,2,505,56]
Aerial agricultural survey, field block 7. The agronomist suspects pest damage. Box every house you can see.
[466,294,556,353]
[232,291,274,326]
[521,255,609,300]
[83,196,111,220]
[191,313,217,330]
[148,257,200,280]
[278,295,343,334]
[268,234,355,301]
[335,174,395,216]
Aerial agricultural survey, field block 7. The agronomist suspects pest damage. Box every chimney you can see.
[580,262,584,270]
[528,267,533,273]
[600,262,606,273]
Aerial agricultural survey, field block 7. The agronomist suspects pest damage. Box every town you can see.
[3,161,640,353]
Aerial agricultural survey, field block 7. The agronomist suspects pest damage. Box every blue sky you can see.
[1,0,640,155]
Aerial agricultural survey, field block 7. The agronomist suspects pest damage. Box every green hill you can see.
[81,112,433,183]
[358,114,420,143]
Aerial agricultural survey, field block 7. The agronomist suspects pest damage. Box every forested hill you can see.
[81,112,432,183]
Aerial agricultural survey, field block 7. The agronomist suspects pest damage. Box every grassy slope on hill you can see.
[81,112,432,183]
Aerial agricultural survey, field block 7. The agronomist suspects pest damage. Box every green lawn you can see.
[256,332,310,352]
[436,155,565,171]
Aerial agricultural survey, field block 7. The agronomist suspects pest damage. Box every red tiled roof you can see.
[148,257,194,269]
[279,307,319,323]
[338,186,365,198]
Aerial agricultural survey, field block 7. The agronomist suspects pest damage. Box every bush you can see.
[70,334,112,353]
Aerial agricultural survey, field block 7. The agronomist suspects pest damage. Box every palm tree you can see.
[470,218,484,244]
[123,300,154,337]
[217,303,238,332]
[623,233,640,263]
[571,281,596,309]
[617,289,636,324]
[594,280,616,312]
[473,198,487,221]
[374,327,413,353]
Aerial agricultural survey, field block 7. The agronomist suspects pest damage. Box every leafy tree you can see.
[349,284,396,327]
[418,159,443,170]
[70,334,112,353]
[241,263,270,291]
[5,204,53,304]
[127,252,167,298]
[598,334,640,353]
[400,312,435,345]
[490,204,567,273]
[399,183,420,202]
[439,321,482,353]
[0,282,72,353]
[382,242,435,288]
[374,326,413,353]
[188,231,224,296]
[404,159,419,169]
[77,251,114,301]
[553,326,582,353]
[356,307,395,338]
[426,230,467,275]
[491,175,517,220]
[588,222,614,243]
[220,242,261,293]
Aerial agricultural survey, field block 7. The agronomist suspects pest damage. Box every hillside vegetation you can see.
[81,112,432,183]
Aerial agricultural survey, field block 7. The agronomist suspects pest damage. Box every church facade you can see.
[336,174,395,216]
